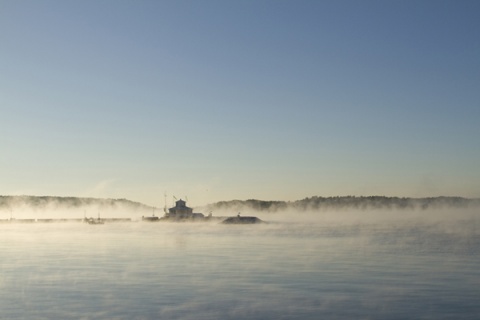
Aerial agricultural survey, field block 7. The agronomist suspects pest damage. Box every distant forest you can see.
[1,195,479,213]
[0,195,153,212]
[205,196,480,212]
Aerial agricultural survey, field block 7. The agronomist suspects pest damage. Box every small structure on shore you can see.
[162,199,205,221]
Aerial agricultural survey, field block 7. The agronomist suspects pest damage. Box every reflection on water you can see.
[0,210,479,319]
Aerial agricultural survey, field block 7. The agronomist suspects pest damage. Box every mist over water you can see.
[1,207,479,319]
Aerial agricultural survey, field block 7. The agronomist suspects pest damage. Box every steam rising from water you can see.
[0,196,153,220]
[0,200,479,319]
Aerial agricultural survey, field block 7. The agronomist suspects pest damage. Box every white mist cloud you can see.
[83,179,117,199]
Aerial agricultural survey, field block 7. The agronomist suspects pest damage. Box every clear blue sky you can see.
[1,0,479,206]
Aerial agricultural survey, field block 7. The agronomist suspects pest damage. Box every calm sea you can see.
[1,209,479,319]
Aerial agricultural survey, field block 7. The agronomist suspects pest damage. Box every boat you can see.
[84,213,104,224]
[84,217,104,224]
[142,208,160,221]
[142,215,159,221]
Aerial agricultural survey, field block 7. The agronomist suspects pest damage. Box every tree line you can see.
[206,196,480,212]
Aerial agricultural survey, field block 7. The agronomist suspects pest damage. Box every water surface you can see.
[1,210,479,319]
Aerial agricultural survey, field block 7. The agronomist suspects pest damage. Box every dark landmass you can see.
[222,216,265,224]
[206,196,480,213]
[0,195,154,212]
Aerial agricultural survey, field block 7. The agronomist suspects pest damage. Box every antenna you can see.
[164,192,168,214]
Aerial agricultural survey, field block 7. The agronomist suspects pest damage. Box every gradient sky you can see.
[1,0,479,206]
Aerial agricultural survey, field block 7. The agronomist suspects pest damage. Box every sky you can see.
[1,0,479,207]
